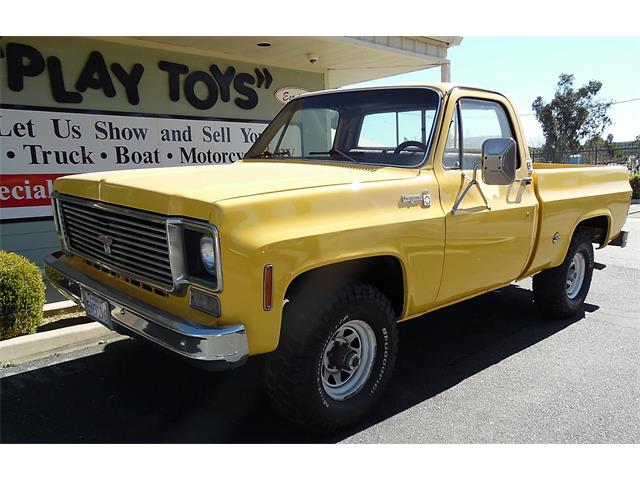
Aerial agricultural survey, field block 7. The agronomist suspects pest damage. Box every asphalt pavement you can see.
[1,206,638,443]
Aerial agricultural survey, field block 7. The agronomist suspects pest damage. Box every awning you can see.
[98,36,462,87]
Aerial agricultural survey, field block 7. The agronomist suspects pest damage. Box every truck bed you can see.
[522,163,632,276]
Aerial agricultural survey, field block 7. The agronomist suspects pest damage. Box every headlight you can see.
[167,219,222,292]
[199,235,216,275]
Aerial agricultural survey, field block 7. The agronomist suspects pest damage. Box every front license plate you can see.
[81,289,113,329]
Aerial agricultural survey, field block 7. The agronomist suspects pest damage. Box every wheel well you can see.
[575,215,610,247]
[285,256,405,317]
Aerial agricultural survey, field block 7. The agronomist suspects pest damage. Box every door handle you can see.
[515,177,532,185]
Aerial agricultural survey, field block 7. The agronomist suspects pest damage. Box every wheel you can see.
[533,229,594,318]
[264,282,398,434]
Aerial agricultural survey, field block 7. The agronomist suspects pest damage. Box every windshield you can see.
[245,88,441,168]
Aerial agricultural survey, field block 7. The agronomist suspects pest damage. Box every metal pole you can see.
[440,63,451,83]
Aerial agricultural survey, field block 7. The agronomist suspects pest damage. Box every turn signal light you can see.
[189,289,220,317]
[263,264,273,311]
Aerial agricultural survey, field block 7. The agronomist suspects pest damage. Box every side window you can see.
[444,98,517,170]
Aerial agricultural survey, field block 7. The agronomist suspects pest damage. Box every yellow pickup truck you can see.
[45,84,631,433]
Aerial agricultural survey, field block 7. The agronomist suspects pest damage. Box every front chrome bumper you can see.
[44,252,248,370]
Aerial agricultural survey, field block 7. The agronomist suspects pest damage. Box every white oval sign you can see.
[274,87,310,104]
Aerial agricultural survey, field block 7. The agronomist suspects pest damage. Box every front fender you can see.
[210,177,445,355]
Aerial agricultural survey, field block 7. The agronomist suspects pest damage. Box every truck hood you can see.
[53,160,418,219]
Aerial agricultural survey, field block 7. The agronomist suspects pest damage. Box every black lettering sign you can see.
[1,42,276,112]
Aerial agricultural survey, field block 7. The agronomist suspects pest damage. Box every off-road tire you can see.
[264,282,398,434]
[533,229,594,318]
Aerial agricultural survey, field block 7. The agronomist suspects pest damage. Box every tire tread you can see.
[264,282,397,433]
[533,229,594,318]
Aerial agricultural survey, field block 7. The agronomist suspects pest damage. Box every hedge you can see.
[0,251,45,341]
[630,173,640,200]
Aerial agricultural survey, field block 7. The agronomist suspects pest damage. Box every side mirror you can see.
[481,138,517,185]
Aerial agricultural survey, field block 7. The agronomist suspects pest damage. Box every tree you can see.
[605,134,620,159]
[532,74,612,155]
[584,136,605,149]
[584,134,622,163]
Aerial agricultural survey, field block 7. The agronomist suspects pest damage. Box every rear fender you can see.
[550,210,611,269]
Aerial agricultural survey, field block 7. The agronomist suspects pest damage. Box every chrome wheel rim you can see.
[566,252,586,299]
[321,319,377,401]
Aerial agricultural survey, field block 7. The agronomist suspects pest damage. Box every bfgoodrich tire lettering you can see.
[533,229,594,318]
[264,283,398,434]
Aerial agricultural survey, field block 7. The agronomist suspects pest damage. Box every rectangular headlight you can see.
[167,219,222,293]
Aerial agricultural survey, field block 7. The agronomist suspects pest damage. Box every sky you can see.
[351,36,640,146]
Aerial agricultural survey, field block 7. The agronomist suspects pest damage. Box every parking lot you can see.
[1,206,638,443]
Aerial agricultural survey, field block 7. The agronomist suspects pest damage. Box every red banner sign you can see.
[0,173,68,208]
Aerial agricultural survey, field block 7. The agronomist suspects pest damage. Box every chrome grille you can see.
[58,196,173,289]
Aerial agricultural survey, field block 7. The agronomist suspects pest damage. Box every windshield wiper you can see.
[256,150,291,158]
[308,148,358,163]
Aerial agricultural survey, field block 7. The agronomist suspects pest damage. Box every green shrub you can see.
[0,251,45,340]
[630,174,640,200]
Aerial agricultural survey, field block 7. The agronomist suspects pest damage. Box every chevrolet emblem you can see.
[98,233,113,254]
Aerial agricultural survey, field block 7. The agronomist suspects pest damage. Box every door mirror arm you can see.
[451,162,491,215]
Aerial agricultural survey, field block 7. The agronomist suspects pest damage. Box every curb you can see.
[43,300,82,318]
[0,323,124,366]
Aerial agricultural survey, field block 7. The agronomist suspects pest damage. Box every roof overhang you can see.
[96,36,462,88]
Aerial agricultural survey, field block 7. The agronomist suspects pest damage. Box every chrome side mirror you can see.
[481,138,517,185]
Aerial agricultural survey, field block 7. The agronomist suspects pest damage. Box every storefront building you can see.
[0,36,461,265]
